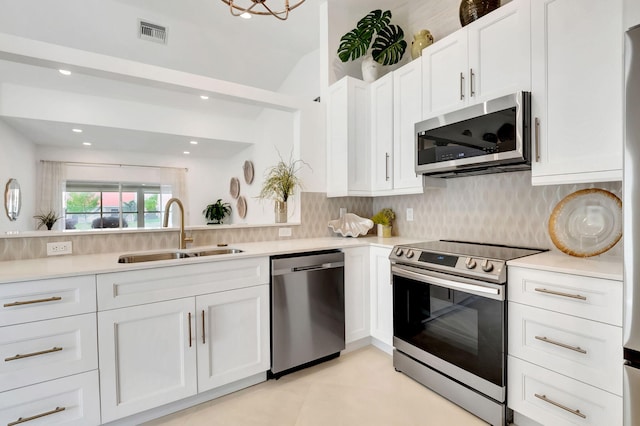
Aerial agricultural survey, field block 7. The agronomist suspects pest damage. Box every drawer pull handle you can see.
[534,287,587,301]
[534,393,586,419]
[535,336,587,354]
[5,346,63,362]
[8,406,66,426]
[4,296,62,307]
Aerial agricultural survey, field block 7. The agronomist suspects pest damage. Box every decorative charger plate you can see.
[237,196,247,219]
[229,177,240,199]
[243,161,254,185]
[548,188,622,257]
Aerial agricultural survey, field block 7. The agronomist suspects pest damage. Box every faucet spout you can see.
[163,198,193,249]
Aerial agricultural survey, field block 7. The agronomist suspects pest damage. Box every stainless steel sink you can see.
[117,248,243,263]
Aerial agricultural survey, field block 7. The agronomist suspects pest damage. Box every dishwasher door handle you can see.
[273,261,344,276]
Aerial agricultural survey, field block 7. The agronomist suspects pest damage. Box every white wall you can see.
[0,119,36,233]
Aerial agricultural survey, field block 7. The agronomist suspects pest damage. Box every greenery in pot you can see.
[258,153,309,203]
[337,9,407,66]
[371,208,396,227]
[203,199,231,224]
[33,209,61,230]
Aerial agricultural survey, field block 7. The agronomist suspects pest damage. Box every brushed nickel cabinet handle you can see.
[534,117,541,162]
[4,296,62,307]
[460,72,465,100]
[8,406,66,426]
[5,346,63,362]
[470,68,475,97]
[534,287,587,301]
[202,310,206,344]
[534,394,586,419]
[385,153,390,181]
[535,336,587,354]
[188,312,192,348]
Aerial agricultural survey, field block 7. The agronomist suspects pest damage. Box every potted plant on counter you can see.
[371,208,395,238]
[33,209,61,230]
[203,199,232,224]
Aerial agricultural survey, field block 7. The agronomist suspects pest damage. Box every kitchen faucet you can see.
[163,198,193,249]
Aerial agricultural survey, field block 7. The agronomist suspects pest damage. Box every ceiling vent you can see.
[138,20,167,44]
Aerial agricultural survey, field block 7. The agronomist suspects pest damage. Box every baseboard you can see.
[343,336,372,353]
[370,337,393,355]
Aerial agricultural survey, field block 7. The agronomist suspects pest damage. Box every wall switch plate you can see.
[406,208,414,222]
[278,227,292,237]
[47,241,72,256]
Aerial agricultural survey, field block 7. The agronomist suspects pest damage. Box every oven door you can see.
[392,264,506,402]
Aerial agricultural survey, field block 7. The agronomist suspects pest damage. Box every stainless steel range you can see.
[390,240,544,426]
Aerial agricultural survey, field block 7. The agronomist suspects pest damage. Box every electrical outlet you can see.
[47,241,72,256]
[406,208,414,222]
[278,227,292,237]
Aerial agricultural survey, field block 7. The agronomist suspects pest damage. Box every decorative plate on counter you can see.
[237,196,247,219]
[243,161,254,185]
[548,188,622,257]
[229,177,240,199]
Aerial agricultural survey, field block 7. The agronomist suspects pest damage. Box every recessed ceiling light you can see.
[59,69,72,76]
[72,128,83,133]
[190,140,198,145]
[200,95,209,100]
[240,12,252,19]
[183,151,190,155]
[82,142,92,146]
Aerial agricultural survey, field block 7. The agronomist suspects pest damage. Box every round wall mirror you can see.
[4,178,21,221]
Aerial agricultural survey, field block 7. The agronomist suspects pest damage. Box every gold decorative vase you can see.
[459,0,500,27]
[275,201,287,223]
[411,30,434,59]
[377,224,392,238]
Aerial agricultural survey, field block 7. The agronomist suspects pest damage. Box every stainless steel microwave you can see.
[415,92,531,177]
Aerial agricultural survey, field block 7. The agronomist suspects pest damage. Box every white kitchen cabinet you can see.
[422,0,530,118]
[343,247,370,344]
[531,0,623,185]
[393,59,424,192]
[369,246,393,350]
[196,285,270,392]
[370,72,394,192]
[326,76,370,197]
[625,0,640,30]
[98,298,198,423]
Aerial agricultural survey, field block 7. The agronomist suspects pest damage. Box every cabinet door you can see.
[531,0,623,185]
[326,78,351,197]
[370,73,394,192]
[346,79,371,194]
[196,285,270,392]
[422,29,468,118]
[370,247,393,348]
[98,298,197,423]
[467,0,531,102]
[393,60,424,192]
[343,247,370,344]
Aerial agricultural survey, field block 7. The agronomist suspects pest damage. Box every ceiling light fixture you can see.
[183,151,190,155]
[221,0,305,21]
[190,141,198,145]
[72,128,83,133]
[200,95,209,100]
[82,142,92,146]
[58,69,72,76]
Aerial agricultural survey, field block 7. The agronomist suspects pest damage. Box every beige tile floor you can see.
[144,346,488,426]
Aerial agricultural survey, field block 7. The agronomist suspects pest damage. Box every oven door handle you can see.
[391,265,502,298]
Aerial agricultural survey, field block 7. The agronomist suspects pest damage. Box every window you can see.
[64,182,170,230]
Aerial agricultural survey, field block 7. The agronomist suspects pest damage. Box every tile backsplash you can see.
[0,172,623,261]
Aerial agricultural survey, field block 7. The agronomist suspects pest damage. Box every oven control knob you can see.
[395,247,404,257]
[406,250,415,259]
[465,257,477,269]
[481,259,494,272]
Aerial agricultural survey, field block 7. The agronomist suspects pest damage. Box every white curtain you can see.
[37,161,66,230]
[160,167,188,227]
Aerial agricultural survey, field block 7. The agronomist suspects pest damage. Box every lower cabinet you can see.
[343,247,370,344]
[99,285,270,423]
[369,246,393,348]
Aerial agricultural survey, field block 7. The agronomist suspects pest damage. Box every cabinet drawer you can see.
[0,313,98,392]
[0,370,100,426]
[509,302,622,395]
[508,267,622,326]
[0,276,96,327]
[97,257,269,310]
[508,356,622,426]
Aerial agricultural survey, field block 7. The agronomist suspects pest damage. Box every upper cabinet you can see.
[422,0,531,119]
[531,0,623,185]
[624,0,640,30]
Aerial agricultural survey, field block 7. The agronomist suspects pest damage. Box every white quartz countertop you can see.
[0,236,420,284]
[507,251,623,281]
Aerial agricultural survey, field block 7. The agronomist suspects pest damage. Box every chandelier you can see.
[221,0,305,20]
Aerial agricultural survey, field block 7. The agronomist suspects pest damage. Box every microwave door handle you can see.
[391,265,501,297]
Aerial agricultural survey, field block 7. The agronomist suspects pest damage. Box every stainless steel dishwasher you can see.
[270,250,345,378]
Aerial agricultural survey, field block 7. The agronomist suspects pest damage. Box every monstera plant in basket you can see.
[337,9,407,82]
